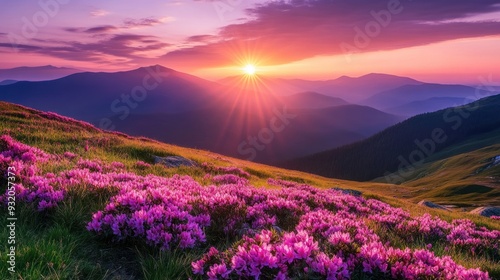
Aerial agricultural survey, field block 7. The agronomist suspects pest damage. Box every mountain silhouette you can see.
[0,65,81,82]
[0,65,401,163]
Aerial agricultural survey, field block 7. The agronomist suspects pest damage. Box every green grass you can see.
[370,128,500,206]
[137,249,202,280]
[0,204,109,279]
[425,127,500,164]
[1,101,500,279]
[399,144,500,206]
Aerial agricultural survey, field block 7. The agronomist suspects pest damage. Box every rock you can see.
[470,206,500,218]
[417,200,449,211]
[492,156,500,167]
[331,187,362,197]
[475,155,500,174]
[153,156,197,168]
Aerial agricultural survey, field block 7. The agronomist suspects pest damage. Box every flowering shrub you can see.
[194,227,489,280]
[63,151,77,160]
[0,135,497,279]
[77,159,103,172]
[0,135,52,165]
[211,174,249,185]
[15,177,65,211]
[202,162,250,178]
[193,229,350,279]
[86,178,209,249]
[39,112,97,131]
[110,161,125,171]
[135,160,151,169]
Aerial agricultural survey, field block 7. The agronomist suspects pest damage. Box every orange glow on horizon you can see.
[189,36,500,85]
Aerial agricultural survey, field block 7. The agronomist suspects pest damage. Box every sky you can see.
[0,0,500,84]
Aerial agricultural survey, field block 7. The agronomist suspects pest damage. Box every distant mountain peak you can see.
[357,73,421,82]
[0,65,82,82]
[362,73,398,77]
[24,65,74,70]
[335,75,353,81]
[135,64,176,73]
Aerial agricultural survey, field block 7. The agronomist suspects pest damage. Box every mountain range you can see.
[219,73,422,102]
[0,65,496,164]
[361,84,481,115]
[0,65,403,163]
[0,65,81,83]
[283,93,500,183]
[219,73,487,116]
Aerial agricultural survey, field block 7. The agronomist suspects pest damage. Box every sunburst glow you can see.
[243,64,256,75]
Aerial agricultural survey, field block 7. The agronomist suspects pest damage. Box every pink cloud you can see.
[162,0,500,68]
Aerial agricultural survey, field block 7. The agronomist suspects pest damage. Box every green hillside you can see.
[378,142,500,207]
[1,102,499,279]
[283,94,500,182]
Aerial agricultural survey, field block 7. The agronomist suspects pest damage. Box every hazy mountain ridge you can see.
[219,73,486,118]
[384,97,477,116]
[0,65,220,121]
[0,65,81,82]
[1,65,495,165]
[278,91,349,109]
[219,73,423,102]
[108,101,402,163]
[283,93,500,181]
[361,83,488,110]
[0,80,18,86]
[311,73,423,102]
[0,65,402,163]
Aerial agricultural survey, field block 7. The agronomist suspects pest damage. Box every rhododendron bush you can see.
[1,135,498,279]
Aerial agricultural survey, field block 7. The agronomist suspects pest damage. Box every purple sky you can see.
[1,0,500,83]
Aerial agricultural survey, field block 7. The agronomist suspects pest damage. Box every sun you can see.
[243,64,256,76]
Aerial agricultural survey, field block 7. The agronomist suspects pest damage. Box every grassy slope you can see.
[0,102,388,197]
[371,127,500,206]
[283,93,500,181]
[1,101,499,279]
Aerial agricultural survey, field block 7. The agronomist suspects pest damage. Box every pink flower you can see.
[135,161,151,168]
[0,135,493,280]
[63,152,77,160]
